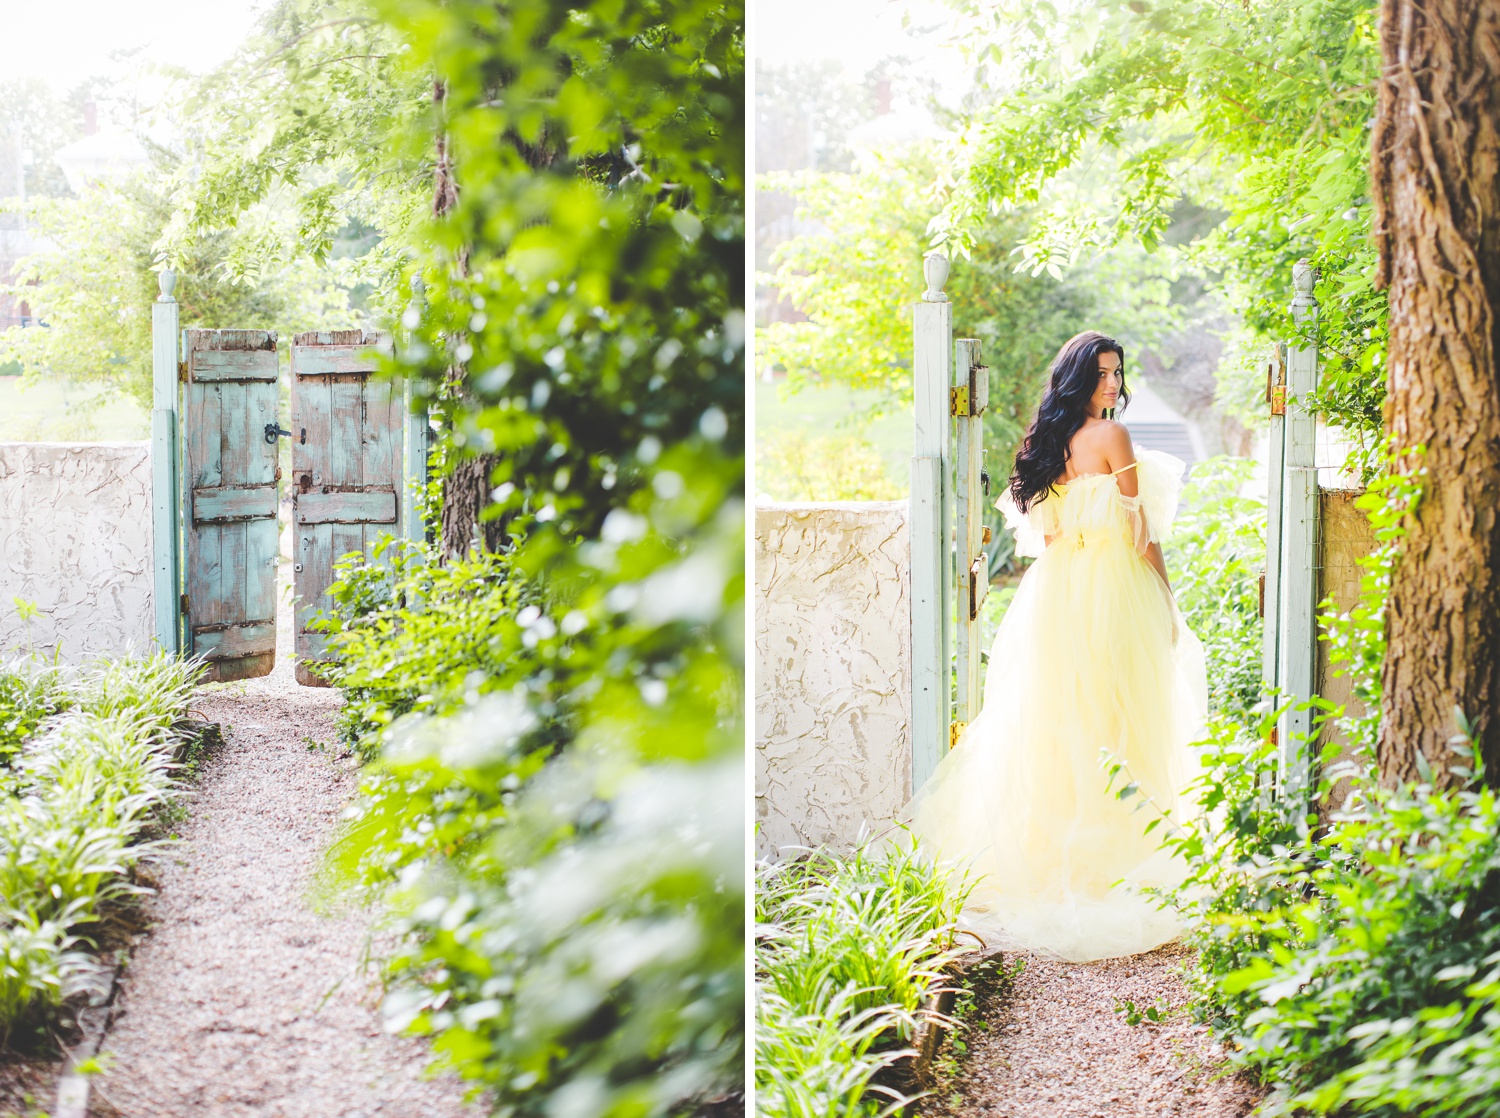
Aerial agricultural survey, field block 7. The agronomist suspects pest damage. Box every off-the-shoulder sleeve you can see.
[996,488,1048,559]
[1133,447,1186,543]
[990,489,1062,558]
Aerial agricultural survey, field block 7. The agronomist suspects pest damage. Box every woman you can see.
[905,330,1208,962]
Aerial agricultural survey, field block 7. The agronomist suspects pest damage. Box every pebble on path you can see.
[917,944,1265,1118]
[88,563,479,1118]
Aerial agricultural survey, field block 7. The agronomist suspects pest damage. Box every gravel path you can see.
[918,944,1265,1118]
[90,561,477,1118]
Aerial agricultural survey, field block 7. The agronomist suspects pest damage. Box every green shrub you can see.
[1160,461,1500,1115]
[754,837,974,1118]
[0,652,202,1037]
[1164,456,1266,722]
[0,659,71,768]
[315,543,546,755]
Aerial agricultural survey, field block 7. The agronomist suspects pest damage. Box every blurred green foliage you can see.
[938,0,1385,464]
[291,0,746,1114]
[0,654,202,1039]
[1164,457,1266,722]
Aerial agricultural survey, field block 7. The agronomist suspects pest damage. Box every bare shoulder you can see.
[1075,419,1132,454]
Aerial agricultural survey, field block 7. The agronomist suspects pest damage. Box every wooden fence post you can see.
[1277,259,1320,799]
[953,338,988,730]
[151,270,181,653]
[403,277,430,547]
[911,251,953,791]
[1262,343,1286,691]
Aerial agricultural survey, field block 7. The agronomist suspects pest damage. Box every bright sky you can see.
[755,0,971,105]
[0,0,269,93]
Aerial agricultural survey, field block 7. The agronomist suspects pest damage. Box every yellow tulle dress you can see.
[905,447,1208,962]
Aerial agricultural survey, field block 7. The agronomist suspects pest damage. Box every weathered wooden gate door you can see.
[181,329,280,682]
[290,330,400,685]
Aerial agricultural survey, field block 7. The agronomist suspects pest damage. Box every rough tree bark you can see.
[1371,0,1500,783]
[432,77,503,558]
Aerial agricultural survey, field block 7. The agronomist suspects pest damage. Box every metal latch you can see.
[264,422,293,444]
[1266,344,1287,415]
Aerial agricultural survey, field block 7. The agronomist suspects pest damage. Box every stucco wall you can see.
[0,443,154,661]
[1317,486,1376,813]
[755,501,912,860]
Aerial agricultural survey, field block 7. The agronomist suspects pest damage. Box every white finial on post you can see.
[1291,258,1316,302]
[922,250,950,303]
[151,268,182,653]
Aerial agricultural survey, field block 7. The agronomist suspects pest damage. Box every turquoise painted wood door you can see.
[180,329,280,682]
[290,330,400,685]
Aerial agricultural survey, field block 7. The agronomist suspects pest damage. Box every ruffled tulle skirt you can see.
[904,529,1208,961]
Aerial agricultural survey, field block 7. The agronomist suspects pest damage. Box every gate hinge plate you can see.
[950,385,969,416]
[1270,385,1287,416]
[968,555,986,621]
[179,593,189,615]
[949,720,967,749]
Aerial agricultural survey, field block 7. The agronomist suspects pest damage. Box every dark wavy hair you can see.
[1008,331,1128,512]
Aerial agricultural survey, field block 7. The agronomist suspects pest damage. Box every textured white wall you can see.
[755,501,912,860]
[0,443,154,661]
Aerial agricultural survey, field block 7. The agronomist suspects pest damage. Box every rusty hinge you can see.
[982,525,993,545]
[1257,570,1266,618]
[949,720,967,749]
[179,593,189,615]
[950,384,970,416]
[968,556,985,621]
[1270,384,1287,416]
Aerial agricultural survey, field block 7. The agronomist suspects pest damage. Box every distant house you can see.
[1121,380,1206,478]
[52,129,148,195]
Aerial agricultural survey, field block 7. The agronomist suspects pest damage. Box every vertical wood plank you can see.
[188,383,223,489]
[912,283,953,788]
[403,378,428,547]
[294,375,332,489]
[330,374,364,488]
[910,455,944,791]
[245,517,278,622]
[953,339,985,726]
[222,520,248,627]
[151,276,181,653]
[299,523,334,627]
[195,527,223,629]
[1278,259,1320,802]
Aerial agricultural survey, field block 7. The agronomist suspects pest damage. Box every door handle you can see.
[264,422,293,444]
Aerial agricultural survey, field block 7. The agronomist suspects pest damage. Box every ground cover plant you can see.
[753,838,974,1118]
[1155,466,1500,1115]
[0,653,202,1043]
[278,0,749,1111]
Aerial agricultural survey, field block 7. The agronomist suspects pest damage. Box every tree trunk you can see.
[431,77,499,557]
[1371,0,1500,784]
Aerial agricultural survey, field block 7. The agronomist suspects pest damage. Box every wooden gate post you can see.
[953,338,988,730]
[1277,259,1320,799]
[151,270,182,653]
[402,380,429,548]
[912,251,953,790]
[402,278,430,548]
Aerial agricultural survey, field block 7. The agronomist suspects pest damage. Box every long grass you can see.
[0,652,203,1041]
[755,834,976,1118]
